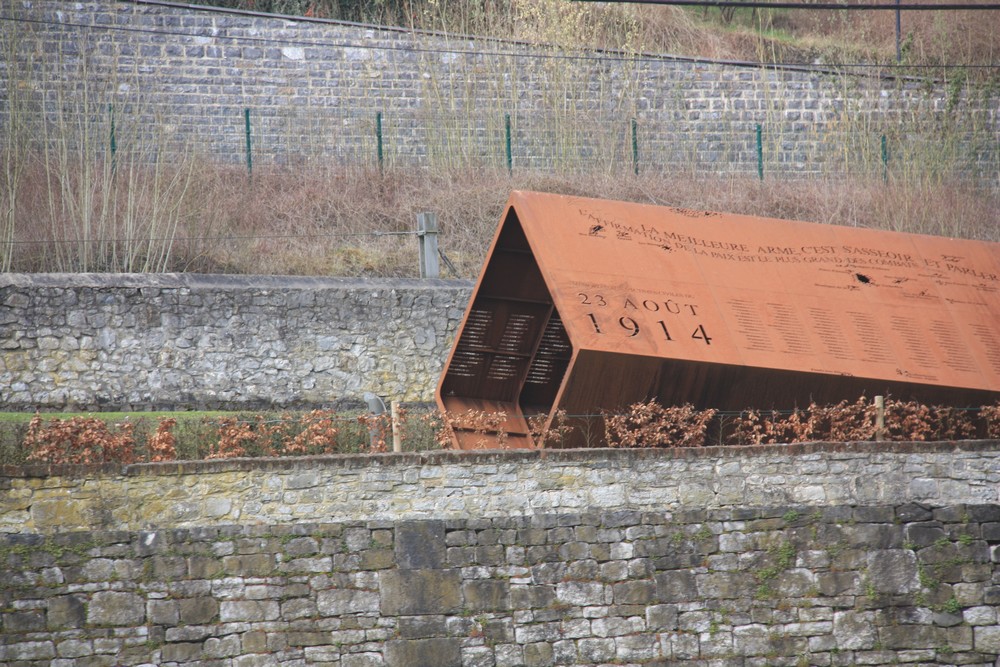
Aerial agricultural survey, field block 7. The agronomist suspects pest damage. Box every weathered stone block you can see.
[148,599,179,626]
[160,641,205,662]
[615,633,657,662]
[384,638,461,667]
[973,625,1000,652]
[281,597,317,620]
[235,654,286,667]
[241,630,268,653]
[896,503,934,522]
[655,570,698,602]
[612,579,655,604]
[879,623,947,649]
[55,637,93,658]
[3,610,46,632]
[286,632,331,647]
[317,588,380,615]
[977,594,1000,618]
[556,580,606,606]
[867,550,919,594]
[578,637,616,662]
[397,615,448,639]
[361,549,395,570]
[219,600,279,622]
[150,555,187,579]
[1,640,56,661]
[379,569,461,615]
[833,611,876,649]
[87,591,145,626]
[646,604,678,631]
[905,522,946,548]
[165,625,214,642]
[523,641,554,667]
[223,553,275,576]
[187,555,224,579]
[179,597,219,625]
[204,633,242,657]
[844,523,903,549]
[983,522,1000,542]
[964,505,1000,522]
[395,521,445,569]
[463,579,510,612]
[342,653,385,667]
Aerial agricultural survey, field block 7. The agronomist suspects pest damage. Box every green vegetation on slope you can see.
[201,0,1000,70]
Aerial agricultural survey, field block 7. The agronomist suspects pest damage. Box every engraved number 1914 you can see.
[586,313,712,345]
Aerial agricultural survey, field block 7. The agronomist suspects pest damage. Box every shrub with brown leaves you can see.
[357,412,392,453]
[429,410,512,450]
[605,400,716,448]
[983,403,1000,439]
[284,410,340,455]
[207,416,278,459]
[147,418,178,462]
[528,409,577,448]
[24,413,137,465]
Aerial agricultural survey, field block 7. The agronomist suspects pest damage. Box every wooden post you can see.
[417,212,440,279]
[874,395,886,441]
[391,401,402,453]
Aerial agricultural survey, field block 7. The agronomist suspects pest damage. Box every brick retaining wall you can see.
[2,0,997,176]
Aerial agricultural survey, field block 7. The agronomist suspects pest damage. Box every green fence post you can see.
[631,118,639,176]
[881,134,888,183]
[756,123,763,181]
[376,111,384,173]
[505,113,512,176]
[108,104,117,174]
[244,108,252,178]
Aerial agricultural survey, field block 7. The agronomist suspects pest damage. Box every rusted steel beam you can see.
[438,191,1000,449]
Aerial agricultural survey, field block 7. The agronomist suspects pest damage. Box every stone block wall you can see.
[0,273,471,410]
[3,443,1000,665]
[1,0,997,176]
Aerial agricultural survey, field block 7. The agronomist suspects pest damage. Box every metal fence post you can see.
[505,114,513,176]
[631,118,639,176]
[756,123,763,181]
[881,134,889,183]
[244,108,253,178]
[376,111,384,173]
[417,212,440,279]
[108,104,117,174]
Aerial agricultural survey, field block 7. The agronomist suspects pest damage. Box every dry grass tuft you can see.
[5,159,997,278]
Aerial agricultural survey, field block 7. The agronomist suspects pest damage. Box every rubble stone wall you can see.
[2,443,1000,665]
[0,273,471,410]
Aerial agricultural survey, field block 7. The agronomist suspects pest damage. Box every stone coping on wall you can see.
[0,271,472,291]
[3,439,1000,480]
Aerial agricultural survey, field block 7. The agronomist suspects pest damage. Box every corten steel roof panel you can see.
[437,191,1000,449]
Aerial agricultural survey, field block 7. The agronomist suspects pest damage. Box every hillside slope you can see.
[200,0,1000,71]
